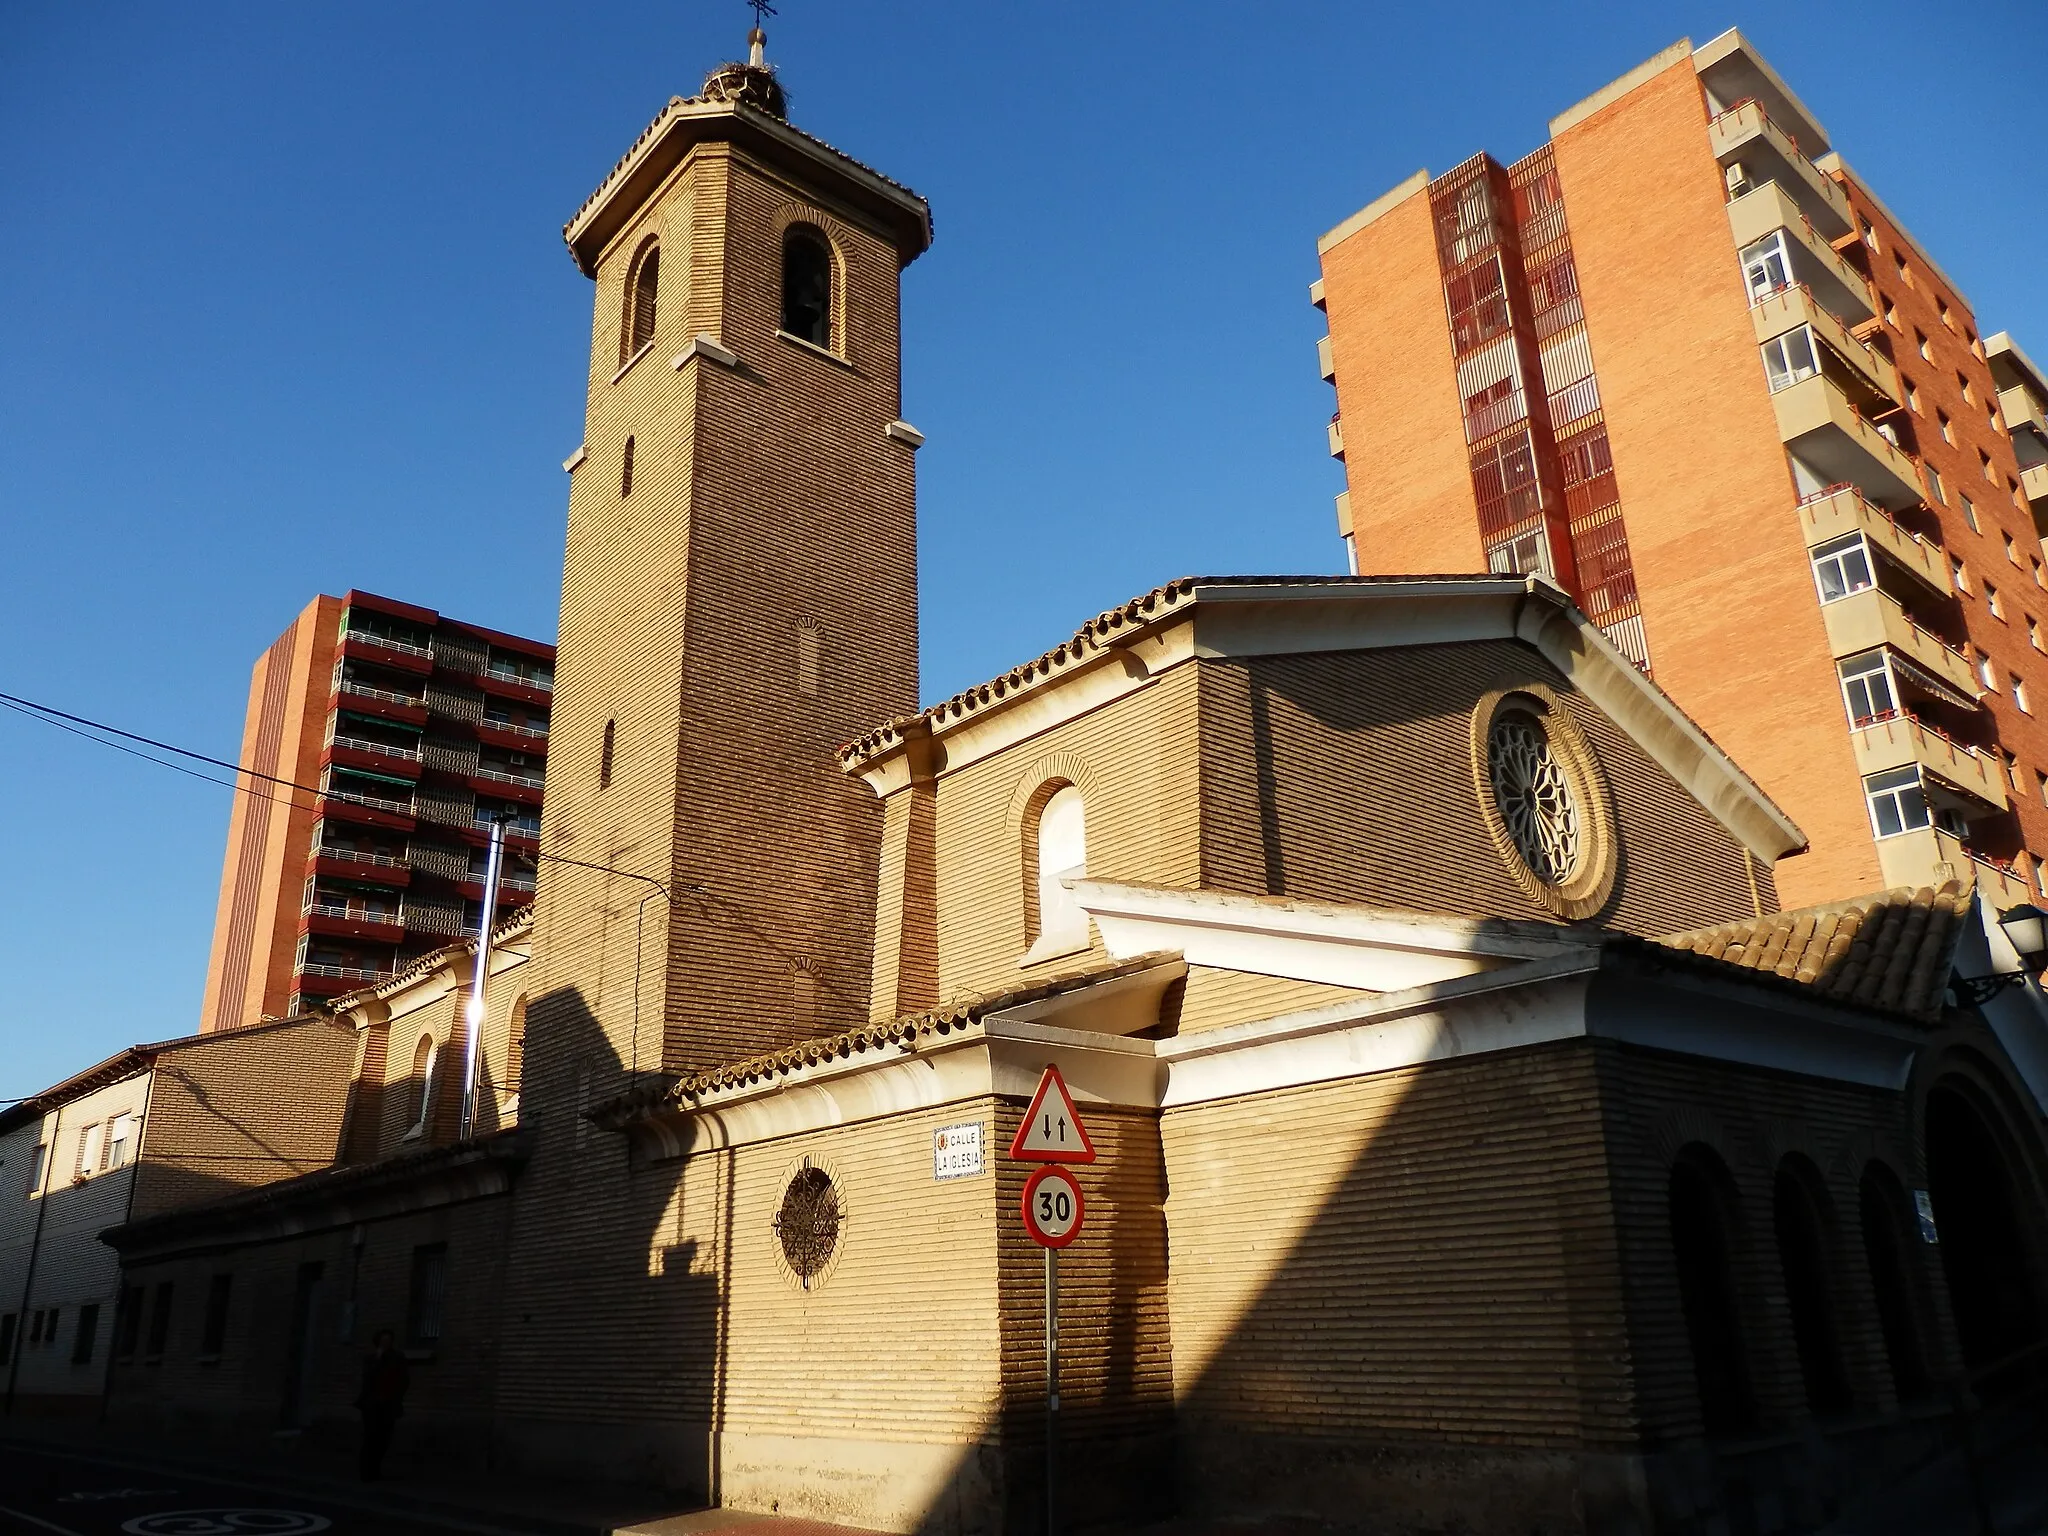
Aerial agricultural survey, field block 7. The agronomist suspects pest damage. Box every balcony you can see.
[323,786,415,821]
[1709,100,1852,239]
[1753,286,1899,408]
[1772,373,1924,509]
[338,630,433,675]
[1327,414,1344,460]
[303,901,406,940]
[475,765,545,791]
[1317,334,1335,382]
[311,846,411,886]
[295,961,395,985]
[2023,462,2048,513]
[1850,713,2007,810]
[328,730,423,764]
[1728,182,1874,324]
[1799,485,1947,600]
[1876,824,2034,908]
[1820,586,1980,700]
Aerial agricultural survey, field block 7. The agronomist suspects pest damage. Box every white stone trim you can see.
[885,419,925,447]
[1073,878,1587,993]
[672,333,740,371]
[561,445,587,473]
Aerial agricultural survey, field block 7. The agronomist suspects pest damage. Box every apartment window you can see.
[1952,556,1970,594]
[106,1112,135,1170]
[1970,330,1984,359]
[1860,219,1879,251]
[26,1143,46,1195]
[1839,652,1896,725]
[1884,299,1899,330]
[1895,252,1913,285]
[1740,232,1793,300]
[1987,583,2003,618]
[1486,528,1552,579]
[2005,532,2020,565]
[2017,677,2033,715]
[1958,371,1974,404]
[406,1244,449,1349]
[71,1303,99,1365]
[1028,783,1091,952]
[145,1282,173,1359]
[1915,330,1933,362]
[1904,379,1920,414]
[2033,559,2045,590]
[1939,301,1955,332]
[1762,328,1821,392]
[1811,536,1874,603]
[2039,771,2048,811]
[2031,616,2044,653]
[1981,450,1997,483]
[200,1275,232,1358]
[1865,768,1932,838]
[1927,464,1947,506]
[1979,656,2000,691]
[74,1123,102,1178]
[1939,411,1954,445]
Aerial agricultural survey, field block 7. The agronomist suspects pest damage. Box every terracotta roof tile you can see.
[1655,883,1973,1021]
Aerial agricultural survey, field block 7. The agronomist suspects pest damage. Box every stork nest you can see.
[700,61,788,119]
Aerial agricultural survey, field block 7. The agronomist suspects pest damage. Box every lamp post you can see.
[1950,903,2048,1006]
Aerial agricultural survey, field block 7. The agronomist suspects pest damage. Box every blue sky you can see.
[2,1,2041,1100]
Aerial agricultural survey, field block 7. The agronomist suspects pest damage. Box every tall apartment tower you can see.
[1315,29,2048,911]
[495,39,929,1451]
[199,590,554,1030]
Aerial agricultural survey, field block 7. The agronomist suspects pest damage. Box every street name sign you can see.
[1008,1065,1096,1163]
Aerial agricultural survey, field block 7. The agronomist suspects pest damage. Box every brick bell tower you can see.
[526,32,932,1089]
[495,37,930,1461]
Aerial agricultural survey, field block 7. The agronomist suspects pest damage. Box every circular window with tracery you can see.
[1470,687,1616,921]
[774,1165,841,1287]
[1488,712,1581,885]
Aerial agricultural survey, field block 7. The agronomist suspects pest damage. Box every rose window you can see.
[1487,713,1581,886]
[774,1166,840,1285]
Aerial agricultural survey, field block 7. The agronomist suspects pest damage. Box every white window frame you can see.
[1740,231,1794,301]
[1864,767,1932,839]
[1838,652,1897,726]
[1811,534,1875,604]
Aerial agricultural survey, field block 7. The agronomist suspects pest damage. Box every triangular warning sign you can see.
[1009,1064,1097,1163]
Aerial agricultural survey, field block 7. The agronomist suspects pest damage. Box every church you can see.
[100,36,2048,1536]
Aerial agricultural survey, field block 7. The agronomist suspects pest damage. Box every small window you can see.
[1903,378,1920,414]
[1979,656,2000,691]
[1762,328,1821,392]
[599,718,615,790]
[621,242,659,362]
[75,1123,101,1178]
[1939,301,1955,332]
[407,1244,448,1348]
[1953,557,1971,594]
[1810,535,1874,603]
[2017,677,2032,715]
[2005,532,2019,565]
[71,1303,99,1365]
[621,436,634,498]
[1865,767,1932,837]
[115,1287,143,1359]
[106,1112,135,1170]
[1915,329,1933,361]
[2031,616,2044,652]
[1029,784,1090,952]
[1981,450,1997,483]
[199,1274,232,1357]
[145,1283,173,1358]
[26,1143,46,1195]
[1896,252,1913,285]
[1860,219,1879,251]
[1486,528,1552,578]
[1926,464,1947,506]
[780,226,834,350]
[1938,411,1954,445]
[1884,299,1899,330]
[1840,653,1895,725]
[1958,492,1977,530]
[408,1036,437,1135]
[1987,582,2003,618]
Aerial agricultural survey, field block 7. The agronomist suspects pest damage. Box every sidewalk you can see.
[0,1414,881,1536]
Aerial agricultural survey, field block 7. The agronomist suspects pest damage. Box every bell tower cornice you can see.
[563,97,932,277]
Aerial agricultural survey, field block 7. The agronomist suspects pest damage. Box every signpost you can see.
[1009,1065,1095,1536]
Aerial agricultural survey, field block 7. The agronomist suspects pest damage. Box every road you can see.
[0,1439,506,1536]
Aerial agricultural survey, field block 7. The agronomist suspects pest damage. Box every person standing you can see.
[354,1328,410,1481]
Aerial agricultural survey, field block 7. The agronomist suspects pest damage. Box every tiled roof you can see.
[1654,883,1973,1021]
[591,952,1177,1126]
[838,574,1545,768]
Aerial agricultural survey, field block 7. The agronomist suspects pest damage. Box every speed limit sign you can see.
[1020,1165,1085,1248]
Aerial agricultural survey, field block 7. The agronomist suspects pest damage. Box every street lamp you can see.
[1950,904,2048,1006]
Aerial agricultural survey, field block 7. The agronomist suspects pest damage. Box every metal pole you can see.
[1045,1245,1059,1536]
[458,814,508,1141]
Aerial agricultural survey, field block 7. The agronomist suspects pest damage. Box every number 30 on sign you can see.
[1021,1165,1085,1248]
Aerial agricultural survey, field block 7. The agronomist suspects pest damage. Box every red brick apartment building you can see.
[1314,29,2048,912]
[199,591,553,1031]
